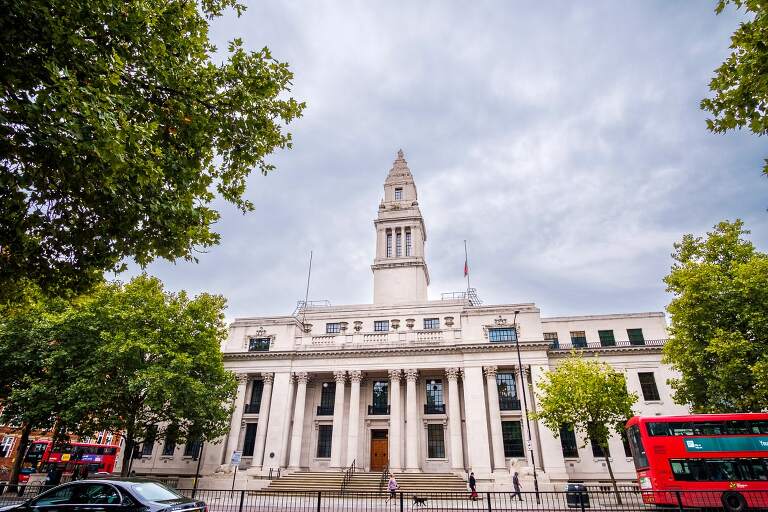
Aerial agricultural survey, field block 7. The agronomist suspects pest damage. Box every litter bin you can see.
[565,483,590,508]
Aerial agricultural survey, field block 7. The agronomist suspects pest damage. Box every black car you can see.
[0,479,206,512]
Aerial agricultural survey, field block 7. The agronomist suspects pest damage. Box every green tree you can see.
[0,0,305,301]
[57,275,237,476]
[663,220,768,412]
[701,1,768,179]
[533,355,637,504]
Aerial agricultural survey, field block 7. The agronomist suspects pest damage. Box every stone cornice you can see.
[547,345,665,358]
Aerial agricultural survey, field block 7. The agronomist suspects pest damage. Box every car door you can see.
[66,483,125,512]
[26,483,77,512]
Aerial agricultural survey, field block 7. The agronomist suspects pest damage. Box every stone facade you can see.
[130,151,687,489]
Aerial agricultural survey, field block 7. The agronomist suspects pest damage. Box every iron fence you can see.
[3,484,768,511]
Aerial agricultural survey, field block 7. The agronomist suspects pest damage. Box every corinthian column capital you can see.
[333,370,347,383]
[404,368,419,382]
[348,370,363,383]
[261,372,274,385]
[294,371,309,384]
[483,366,498,379]
[445,367,461,381]
[388,369,402,382]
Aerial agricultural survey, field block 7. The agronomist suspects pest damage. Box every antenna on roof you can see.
[301,250,313,328]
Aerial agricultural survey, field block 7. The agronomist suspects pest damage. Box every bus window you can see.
[627,425,649,469]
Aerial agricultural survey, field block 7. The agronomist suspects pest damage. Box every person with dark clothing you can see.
[512,472,522,501]
[468,472,478,501]
[71,465,82,481]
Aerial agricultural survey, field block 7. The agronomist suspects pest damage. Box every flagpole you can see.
[464,240,470,293]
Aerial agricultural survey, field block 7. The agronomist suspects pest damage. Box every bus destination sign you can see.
[683,436,768,452]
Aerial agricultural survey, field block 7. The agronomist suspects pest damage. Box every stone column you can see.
[288,372,309,469]
[329,370,347,468]
[461,367,492,476]
[251,372,274,468]
[404,368,420,471]
[445,368,464,470]
[225,373,249,464]
[346,370,362,466]
[484,366,507,473]
[388,369,403,471]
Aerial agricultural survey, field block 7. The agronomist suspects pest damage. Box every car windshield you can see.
[130,482,184,501]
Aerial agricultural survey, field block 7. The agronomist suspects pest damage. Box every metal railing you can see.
[499,397,521,411]
[549,338,669,350]
[4,486,768,511]
[316,405,334,416]
[339,459,355,494]
[424,403,446,414]
[368,404,390,415]
[243,403,260,414]
[377,463,390,492]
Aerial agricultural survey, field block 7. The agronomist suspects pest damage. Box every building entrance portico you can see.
[370,429,388,471]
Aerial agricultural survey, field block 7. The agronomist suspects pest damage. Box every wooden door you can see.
[370,438,389,471]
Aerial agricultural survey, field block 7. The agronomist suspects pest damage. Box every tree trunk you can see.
[120,435,136,477]
[604,451,622,505]
[6,422,32,492]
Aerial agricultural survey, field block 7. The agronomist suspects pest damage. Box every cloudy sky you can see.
[126,1,767,321]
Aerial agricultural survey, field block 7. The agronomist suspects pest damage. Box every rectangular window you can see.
[627,425,649,469]
[427,424,445,458]
[386,232,393,257]
[0,436,15,458]
[162,439,176,457]
[501,421,524,457]
[318,382,336,415]
[184,439,202,458]
[405,230,412,256]
[425,379,444,414]
[316,425,333,458]
[669,458,768,482]
[242,423,258,457]
[142,426,157,456]
[638,372,661,401]
[488,328,517,342]
[248,337,270,352]
[559,425,579,458]
[591,437,610,458]
[570,331,587,348]
[374,320,389,332]
[325,323,340,334]
[248,380,264,413]
[544,332,559,349]
[423,318,440,330]
[647,420,768,437]
[598,330,616,347]
[620,429,633,458]
[628,328,645,345]
[394,188,402,200]
[396,232,402,256]
[370,380,389,414]
[496,373,519,410]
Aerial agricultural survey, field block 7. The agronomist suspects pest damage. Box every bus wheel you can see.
[722,492,747,512]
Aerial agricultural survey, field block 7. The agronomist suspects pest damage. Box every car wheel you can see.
[722,491,747,512]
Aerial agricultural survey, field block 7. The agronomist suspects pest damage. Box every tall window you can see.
[162,425,178,456]
[372,380,389,413]
[638,372,661,401]
[317,425,333,458]
[386,232,393,257]
[598,330,616,346]
[620,429,633,457]
[319,382,336,415]
[394,188,402,200]
[374,320,389,332]
[488,328,517,342]
[423,318,439,330]
[405,230,412,256]
[142,425,157,456]
[427,424,445,458]
[248,337,270,352]
[570,331,587,348]
[628,328,645,345]
[559,425,578,458]
[326,323,340,334]
[396,231,402,256]
[248,380,264,412]
[590,435,610,458]
[184,439,202,458]
[501,421,524,457]
[242,423,258,457]
[425,379,444,414]
[0,436,15,458]
[544,332,559,348]
[496,372,519,410]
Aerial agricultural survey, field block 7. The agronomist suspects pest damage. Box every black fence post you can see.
[579,491,586,512]
[316,490,321,512]
[675,491,684,511]
[399,491,404,512]
[486,492,492,512]
[238,490,245,512]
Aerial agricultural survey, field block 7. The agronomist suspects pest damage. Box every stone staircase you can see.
[265,471,468,493]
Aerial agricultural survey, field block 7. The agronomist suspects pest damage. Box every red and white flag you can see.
[464,259,469,277]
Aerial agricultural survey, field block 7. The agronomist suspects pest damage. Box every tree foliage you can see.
[0,0,305,300]
[663,220,768,412]
[533,355,637,500]
[701,1,768,178]
[57,275,237,475]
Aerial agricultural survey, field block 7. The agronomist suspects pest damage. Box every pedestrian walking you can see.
[386,474,399,501]
[468,472,478,501]
[512,471,522,501]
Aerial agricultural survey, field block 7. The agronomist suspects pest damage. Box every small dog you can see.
[412,495,427,507]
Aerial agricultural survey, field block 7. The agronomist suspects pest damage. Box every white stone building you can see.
[132,151,687,489]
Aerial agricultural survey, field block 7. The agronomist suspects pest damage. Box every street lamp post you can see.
[512,310,540,504]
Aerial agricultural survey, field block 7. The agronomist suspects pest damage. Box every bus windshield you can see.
[627,424,649,470]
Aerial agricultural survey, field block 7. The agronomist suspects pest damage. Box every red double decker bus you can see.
[625,414,768,511]
[21,440,120,482]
